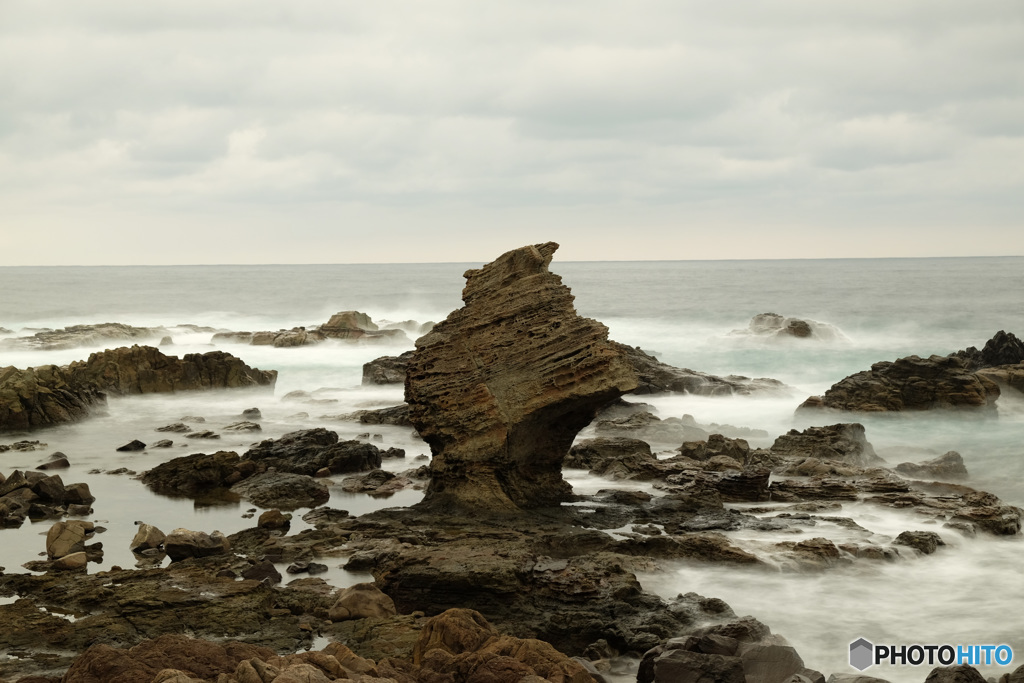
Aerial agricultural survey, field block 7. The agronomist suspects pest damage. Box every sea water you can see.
[1,256,1023,681]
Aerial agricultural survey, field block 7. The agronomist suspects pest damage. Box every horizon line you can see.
[1,254,1022,268]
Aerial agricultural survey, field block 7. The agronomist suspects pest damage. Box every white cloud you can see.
[0,0,1021,263]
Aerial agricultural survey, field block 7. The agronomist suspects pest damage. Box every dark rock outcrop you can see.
[732,312,846,342]
[362,350,414,385]
[0,322,168,351]
[954,330,1024,371]
[769,424,884,468]
[320,311,408,343]
[230,471,330,510]
[141,451,250,497]
[0,346,276,432]
[405,242,639,511]
[895,451,968,480]
[612,342,792,397]
[242,428,383,476]
[801,333,1024,412]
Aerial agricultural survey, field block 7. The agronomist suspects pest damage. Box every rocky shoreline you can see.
[2,244,1022,683]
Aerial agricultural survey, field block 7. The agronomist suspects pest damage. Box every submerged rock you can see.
[405,242,638,511]
[732,312,847,342]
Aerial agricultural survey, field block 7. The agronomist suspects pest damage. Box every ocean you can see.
[1,255,1023,681]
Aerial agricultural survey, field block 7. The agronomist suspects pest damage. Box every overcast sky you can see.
[1,1,1022,265]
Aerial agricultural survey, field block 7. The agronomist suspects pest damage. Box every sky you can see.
[1,1,1022,265]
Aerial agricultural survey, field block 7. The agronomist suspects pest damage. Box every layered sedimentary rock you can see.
[0,346,276,432]
[405,242,638,511]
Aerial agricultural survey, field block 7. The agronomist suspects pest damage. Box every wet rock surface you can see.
[731,312,847,342]
[0,322,169,351]
[802,332,1024,412]
[363,350,415,385]
[242,428,385,476]
[0,345,276,432]
[405,242,638,511]
[612,342,792,397]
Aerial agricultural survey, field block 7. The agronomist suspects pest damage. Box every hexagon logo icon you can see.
[850,638,874,671]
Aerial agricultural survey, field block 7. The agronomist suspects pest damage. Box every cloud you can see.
[0,0,1022,263]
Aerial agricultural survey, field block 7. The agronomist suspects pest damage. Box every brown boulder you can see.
[405,242,638,511]
[413,608,595,683]
[59,634,274,683]
[329,582,398,621]
[46,520,95,559]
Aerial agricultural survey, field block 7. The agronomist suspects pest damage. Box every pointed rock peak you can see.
[406,242,638,512]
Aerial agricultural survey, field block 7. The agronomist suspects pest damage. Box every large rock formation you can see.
[801,332,1024,412]
[405,242,638,511]
[0,322,168,351]
[799,354,1000,412]
[0,346,276,432]
[612,343,792,396]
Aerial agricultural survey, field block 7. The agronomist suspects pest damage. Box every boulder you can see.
[769,424,884,467]
[63,482,95,505]
[257,509,291,530]
[164,528,231,562]
[116,439,147,452]
[362,350,414,385]
[230,471,329,510]
[893,530,945,554]
[141,451,247,496]
[223,421,261,432]
[156,423,192,433]
[329,582,398,621]
[895,451,968,480]
[405,242,639,511]
[412,608,595,682]
[734,313,846,342]
[52,551,89,571]
[242,428,383,475]
[46,520,95,559]
[241,560,282,584]
[130,523,166,552]
[679,434,750,463]
[565,437,657,478]
[241,407,262,420]
[799,354,1000,412]
[37,454,71,470]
